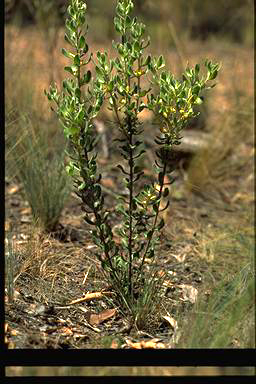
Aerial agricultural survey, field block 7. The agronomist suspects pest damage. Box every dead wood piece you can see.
[68,291,113,305]
[173,130,210,153]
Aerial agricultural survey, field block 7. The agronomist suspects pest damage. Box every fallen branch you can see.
[68,291,113,305]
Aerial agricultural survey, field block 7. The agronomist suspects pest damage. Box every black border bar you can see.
[3,349,255,366]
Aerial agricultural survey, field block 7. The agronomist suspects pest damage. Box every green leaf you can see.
[84,215,96,225]
[95,66,104,78]
[144,55,151,66]
[192,84,201,96]
[134,166,141,173]
[70,20,77,32]
[195,96,203,105]
[78,182,86,191]
[132,251,140,259]
[96,51,102,62]
[82,70,91,84]
[82,43,89,55]
[79,15,85,26]
[75,88,81,99]
[163,187,169,197]
[69,124,80,136]
[139,90,147,97]
[74,55,80,66]
[62,48,75,59]
[157,55,165,69]
[125,15,132,27]
[64,66,74,75]
[117,44,125,55]
[209,69,218,80]
[147,248,155,258]
[133,41,140,53]
[63,80,73,95]
[152,203,158,213]
[157,218,165,231]
[78,35,85,49]
[195,63,200,75]
[146,229,154,239]
[64,33,73,46]
[117,164,129,175]
[67,5,74,17]
[108,80,114,92]
[114,17,122,33]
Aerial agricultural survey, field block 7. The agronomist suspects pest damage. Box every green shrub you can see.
[46,0,219,327]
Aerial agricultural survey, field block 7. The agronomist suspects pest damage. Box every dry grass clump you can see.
[186,97,253,197]
[5,226,90,304]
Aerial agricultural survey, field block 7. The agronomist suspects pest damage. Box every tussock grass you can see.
[6,114,71,232]
[177,220,254,348]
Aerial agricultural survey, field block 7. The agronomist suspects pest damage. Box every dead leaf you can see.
[78,307,101,331]
[142,339,165,349]
[157,270,166,277]
[85,244,97,250]
[144,258,154,264]
[25,303,46,316]
[163,280,176,288]
[171,244,192,263]
[10,329,19,336]
[4,288,20,302]
[20,216,31,224]
[5,221,12,232]
[231,192,253,203]
[162,315,178,331]
[57,318,67,324]
[20,207,32,215]
[59,327,73,335]
[8,185,20,194]
[73,333,88,340]
[4,323,9,333]
[101,177,115,189]
[126,338,166,349]
[178,284,198,303]
[125,340,142,349]
[110,339,119,349]
[87,308,117,326]
[167,270,177,276]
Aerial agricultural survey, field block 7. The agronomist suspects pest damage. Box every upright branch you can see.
[45,0,121,291]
